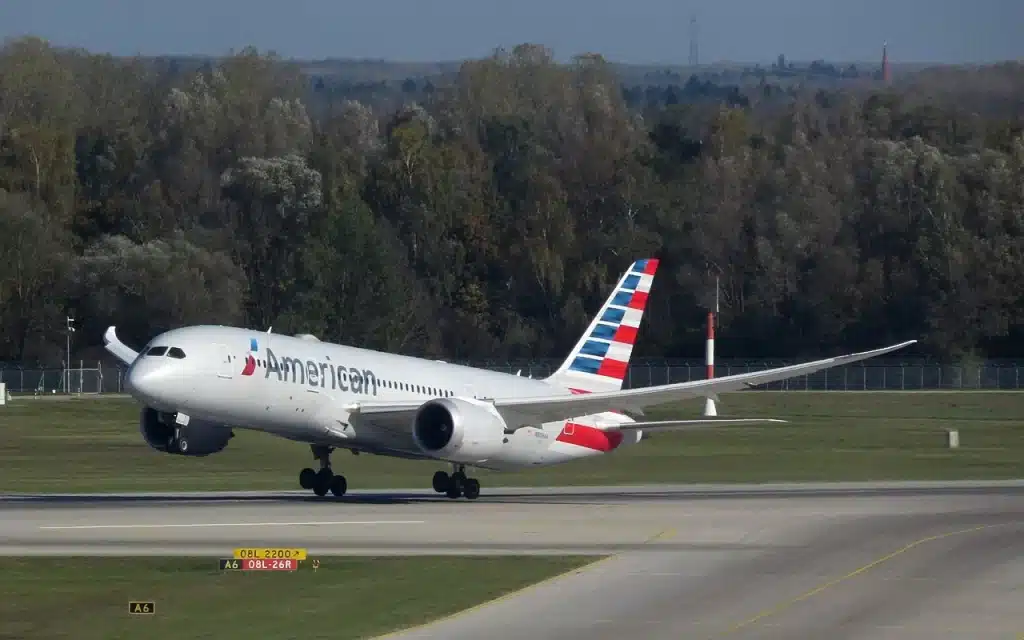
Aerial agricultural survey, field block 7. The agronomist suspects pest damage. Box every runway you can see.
[3,480,1024,639]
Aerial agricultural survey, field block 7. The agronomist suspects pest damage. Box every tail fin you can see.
[545,258,659,394]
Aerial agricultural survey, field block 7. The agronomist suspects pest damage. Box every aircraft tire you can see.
[177,437,189,454]
[299,468,317,490]
[432,471,449,493]
[463,478,481,500]
[445,476,463,499]
[329,474,348,497]
[312,469,332,497]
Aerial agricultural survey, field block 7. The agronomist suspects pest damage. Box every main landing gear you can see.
[432,465,480,500]
[299,445,347,497]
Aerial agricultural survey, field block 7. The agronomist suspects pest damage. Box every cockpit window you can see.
[167,347,186,359]
[146,346,168,356]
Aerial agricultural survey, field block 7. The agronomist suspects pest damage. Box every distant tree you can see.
[2,38,1024,363]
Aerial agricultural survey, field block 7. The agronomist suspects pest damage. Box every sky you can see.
[1,0,1021,65]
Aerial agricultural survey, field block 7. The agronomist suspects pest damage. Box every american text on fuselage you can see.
[264,348,378,396]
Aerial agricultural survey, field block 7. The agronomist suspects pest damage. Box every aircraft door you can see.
[214,344,234,379]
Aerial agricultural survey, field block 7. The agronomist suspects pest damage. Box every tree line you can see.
[1,37,1022,366]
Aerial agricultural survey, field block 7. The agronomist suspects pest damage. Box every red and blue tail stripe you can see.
[545,258,659,394]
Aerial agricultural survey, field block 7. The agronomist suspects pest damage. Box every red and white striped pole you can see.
[703,278,719,416]
[705,310,715,380]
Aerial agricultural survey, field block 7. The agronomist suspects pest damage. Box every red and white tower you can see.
[703,277,719,416]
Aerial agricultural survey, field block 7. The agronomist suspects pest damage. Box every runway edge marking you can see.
[714,522,1022,638]
[368,554,623,640]
[37,520,425,530]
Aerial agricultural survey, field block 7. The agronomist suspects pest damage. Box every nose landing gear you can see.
[432,466,480,500]
[299,445,347,497]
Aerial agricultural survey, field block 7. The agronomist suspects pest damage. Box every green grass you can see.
[1,392,1022,493]
[0,555,593,640]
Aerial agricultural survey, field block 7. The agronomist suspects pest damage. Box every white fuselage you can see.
[126,325,641,470]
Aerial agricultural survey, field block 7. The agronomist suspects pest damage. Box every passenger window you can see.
[167,347,186,359]
[147,346,168,356]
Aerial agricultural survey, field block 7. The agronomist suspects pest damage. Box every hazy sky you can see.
[2,0,1020,64]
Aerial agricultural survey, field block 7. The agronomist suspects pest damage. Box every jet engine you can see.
[139,407,234,456]
[411,398,507,463]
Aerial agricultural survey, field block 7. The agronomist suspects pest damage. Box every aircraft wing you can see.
[103,326,140,366]
[491,340,916,425]
[346,340,916,427]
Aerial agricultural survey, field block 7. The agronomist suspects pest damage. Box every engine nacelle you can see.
[412,397,507,463]
[139,407,234,456]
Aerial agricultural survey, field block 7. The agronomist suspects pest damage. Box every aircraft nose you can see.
[126,362,167,403]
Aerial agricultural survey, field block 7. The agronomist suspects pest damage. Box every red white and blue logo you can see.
[241,337,259,376]
[563,258,658,387]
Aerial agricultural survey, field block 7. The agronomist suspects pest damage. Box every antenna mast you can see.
[689,14,699,67]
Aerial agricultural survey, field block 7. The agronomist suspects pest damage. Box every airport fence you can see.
[2,358,1024,394]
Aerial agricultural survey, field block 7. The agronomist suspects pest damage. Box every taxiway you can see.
[2,480,1023,639]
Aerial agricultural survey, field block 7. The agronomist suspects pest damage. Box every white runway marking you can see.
[39,520,426,530]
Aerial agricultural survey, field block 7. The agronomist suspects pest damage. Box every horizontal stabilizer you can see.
[609,418,787,432]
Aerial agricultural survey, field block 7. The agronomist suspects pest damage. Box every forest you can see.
[0,36,1023,366]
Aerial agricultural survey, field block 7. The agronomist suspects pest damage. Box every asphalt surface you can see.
[3,481,1023,639]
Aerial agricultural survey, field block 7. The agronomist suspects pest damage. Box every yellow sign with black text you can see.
[128,601,155,615]
[233,547,307,560]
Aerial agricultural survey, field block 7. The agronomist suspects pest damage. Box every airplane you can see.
[103,258,916,500]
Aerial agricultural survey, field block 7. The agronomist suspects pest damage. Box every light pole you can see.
[65,316,75,394]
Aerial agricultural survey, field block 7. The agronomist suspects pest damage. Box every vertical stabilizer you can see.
[545,259,659,394]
